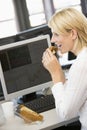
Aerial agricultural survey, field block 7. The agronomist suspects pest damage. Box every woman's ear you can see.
[71,29,78,40]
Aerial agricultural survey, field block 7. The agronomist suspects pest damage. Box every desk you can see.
[0,108,79,130]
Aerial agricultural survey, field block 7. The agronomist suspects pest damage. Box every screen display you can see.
[0,35,52,99]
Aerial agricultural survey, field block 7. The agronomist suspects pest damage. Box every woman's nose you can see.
[51,35,56,43]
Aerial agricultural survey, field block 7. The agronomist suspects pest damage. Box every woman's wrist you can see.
[51,71,65,84]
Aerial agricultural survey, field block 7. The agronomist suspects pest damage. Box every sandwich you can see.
[17,105,43,123]
[49,46,58,54]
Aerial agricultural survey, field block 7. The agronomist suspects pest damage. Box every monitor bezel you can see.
[0,34,53,100]
[0,63,5,103]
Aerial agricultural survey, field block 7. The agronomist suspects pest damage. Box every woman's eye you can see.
[54,33,59,37]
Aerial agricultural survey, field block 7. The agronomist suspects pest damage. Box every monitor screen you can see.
[0,35,53,100]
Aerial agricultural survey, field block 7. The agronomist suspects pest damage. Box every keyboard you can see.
[24,94,55,113]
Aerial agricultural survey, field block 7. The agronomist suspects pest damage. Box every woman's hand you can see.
[42,48,65,84]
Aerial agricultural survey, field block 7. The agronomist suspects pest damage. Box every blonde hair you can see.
[48,8,87,49]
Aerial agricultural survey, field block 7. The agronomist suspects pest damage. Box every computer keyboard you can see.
[24,94,55,113]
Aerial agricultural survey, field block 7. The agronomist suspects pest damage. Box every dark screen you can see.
[0,39,51,94]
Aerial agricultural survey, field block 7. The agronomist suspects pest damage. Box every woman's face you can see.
[51,30,76,54]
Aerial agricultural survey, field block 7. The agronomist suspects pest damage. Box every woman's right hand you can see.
[42,48,65,84]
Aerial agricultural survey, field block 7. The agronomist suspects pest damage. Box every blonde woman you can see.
[42,8,87,130]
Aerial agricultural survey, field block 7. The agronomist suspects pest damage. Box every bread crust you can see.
[19,105,43,122]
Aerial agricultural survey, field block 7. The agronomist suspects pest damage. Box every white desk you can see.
[0,108,79,130]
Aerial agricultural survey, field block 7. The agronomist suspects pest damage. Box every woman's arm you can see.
[52,59,87,120]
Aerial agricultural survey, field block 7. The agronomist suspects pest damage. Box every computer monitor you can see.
[16,24,52,41]
[0,35,53,101]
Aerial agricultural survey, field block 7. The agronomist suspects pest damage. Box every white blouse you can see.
[51,47,87,130]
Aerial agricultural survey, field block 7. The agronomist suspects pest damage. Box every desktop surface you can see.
[0,108,79,130]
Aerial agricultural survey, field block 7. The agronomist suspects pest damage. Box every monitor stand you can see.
[17,92,44,104]
[22,92,37,102]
